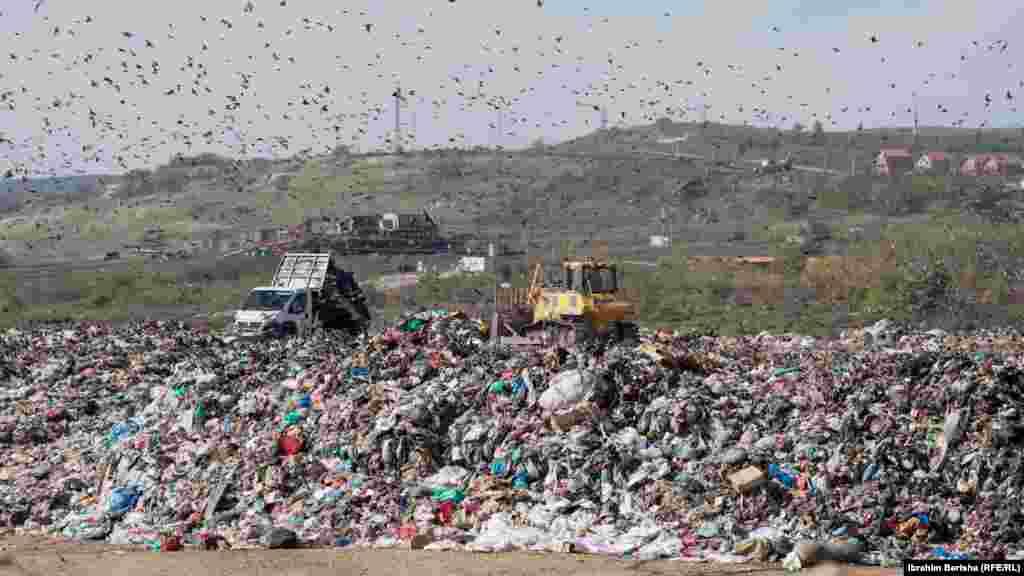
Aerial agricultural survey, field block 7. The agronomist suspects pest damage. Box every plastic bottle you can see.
[768,463,796,489]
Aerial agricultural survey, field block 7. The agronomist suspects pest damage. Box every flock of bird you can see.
[0,0,1018,183]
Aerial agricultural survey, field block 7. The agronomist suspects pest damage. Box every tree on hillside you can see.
[811,120,825,146]
[737,139,749,159]
[791,122,805,145]
[118,169,154,198]
[531,137,545,150]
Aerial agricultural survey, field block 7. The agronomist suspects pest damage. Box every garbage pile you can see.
[1,314,1024,564]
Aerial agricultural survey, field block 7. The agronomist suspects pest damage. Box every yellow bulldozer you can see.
[501,257,639,349]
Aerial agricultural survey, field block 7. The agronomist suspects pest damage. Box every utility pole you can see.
[410,106,417,152]
[497,109,503,147]
[912,91,920,155]
[497,107,504,171]
[393,85,403,155]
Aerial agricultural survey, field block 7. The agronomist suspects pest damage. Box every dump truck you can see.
[231,252,371,338]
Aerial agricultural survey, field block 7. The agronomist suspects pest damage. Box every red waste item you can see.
[161,535,182,552]
[45,409,65,421]
[437,500,456,525]
[397,524,418,540]
[279,435,303,455]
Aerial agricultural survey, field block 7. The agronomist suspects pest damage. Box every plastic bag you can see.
[423,466,469,489]
[108,487,141,516]
[538,370,595,412]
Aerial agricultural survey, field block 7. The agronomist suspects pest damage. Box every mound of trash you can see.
[1,314,1023,565]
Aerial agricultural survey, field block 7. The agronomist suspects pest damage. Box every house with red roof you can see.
[915,151,950,174]
[960,154,1009,176]
[874,147,914,177]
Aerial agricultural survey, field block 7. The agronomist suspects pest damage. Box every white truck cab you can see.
[233,287,315,338]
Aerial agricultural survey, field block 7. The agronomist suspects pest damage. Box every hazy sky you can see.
[0,0,1021,177]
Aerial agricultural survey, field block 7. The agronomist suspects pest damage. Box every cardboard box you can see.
[549,402,594,432]
[729,466,766,494]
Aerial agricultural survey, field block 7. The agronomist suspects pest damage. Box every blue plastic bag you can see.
[768,463,795,489]
[109,487,141,515]
[109,420,141,443]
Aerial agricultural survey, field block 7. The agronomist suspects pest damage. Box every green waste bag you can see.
[400,318,427,332]
[431,487,465,503]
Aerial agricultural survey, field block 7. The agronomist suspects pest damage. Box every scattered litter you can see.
[0,316,1022,563]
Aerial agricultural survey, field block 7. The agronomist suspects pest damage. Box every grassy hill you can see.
[2,120,1024,333]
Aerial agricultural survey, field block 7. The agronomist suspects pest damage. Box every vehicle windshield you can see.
[564,266,617,293]
[587,267,617,293]
[243,290,294,311]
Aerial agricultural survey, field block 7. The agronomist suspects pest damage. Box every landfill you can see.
[1,313,1024,566]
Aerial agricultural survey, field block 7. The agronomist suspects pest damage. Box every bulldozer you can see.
[501,257,639,349]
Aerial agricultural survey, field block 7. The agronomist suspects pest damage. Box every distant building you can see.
[649,235,671,248]
[916,151,950,174]
[875,147,914,176]
[961,154,1009,177]
[304,216,342,236]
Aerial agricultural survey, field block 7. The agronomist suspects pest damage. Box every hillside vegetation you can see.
[3,120,1024,334]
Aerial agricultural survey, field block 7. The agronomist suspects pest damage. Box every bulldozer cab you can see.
[562,260,618,295]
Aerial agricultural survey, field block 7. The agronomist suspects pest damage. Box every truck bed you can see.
[271,253,333,290]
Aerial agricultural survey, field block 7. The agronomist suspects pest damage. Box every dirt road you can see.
[0,535,900,576]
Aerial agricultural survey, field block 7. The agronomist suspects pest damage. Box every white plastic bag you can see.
[424,465,470,488]
[538,370,595,412]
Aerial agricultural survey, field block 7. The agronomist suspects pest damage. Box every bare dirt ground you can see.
[0,535,900,576]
